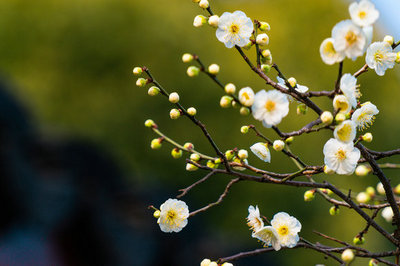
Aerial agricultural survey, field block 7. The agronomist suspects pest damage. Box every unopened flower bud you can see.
[193,15,207,27]
[171,148,183,159]
[238,149,248,160]
[224,83,236,94]
[232,157,247,171]
[182,53,193,63]
[220,95,233,108]
[320,188,333,196]
[136,78,147,87]
[382,206,394,222]
[259,21,270,31]
[335,113,346,123]
[207,160,217,169]
[133,67,143,75]
[366,186,375,197]
[153,210,161,218]
[304,190,315,202]
[261,49,271,58]
[148,86,160,96]
[200,259,211,266]
[296,104,307,115]
[187,66,200,77]
[214,158,222,164]
[256,33,269,46]
[221,263,233,266]
[329,206,339,216]
[383,35,394,45]
[208,15,219,27]
[225,150,234,160]
[209,262,218,266]
[240,126,249,134]
[198,0,209,8]
[341,249,354,263]
[144,119,155,128]
[273,140,285,151]
[261,64,271,73]
[169,92,180,103]
[240,107,250,116]
[376,182,385,195]
[208,64,220,75]
[324,165,335,175]
[186,163,198,171]
[243,41,253,50]
[353,236,365,245]
[151,138,162,149]
[288,77,297,88]
[355,165,370,176]
[356,192,370,203]
[394,184,400,195]
[187,107,197,116]
[190,153,201,161]
[362,132,373,142]
[184,142,194,150]
[320,111,333,124]
[369,259,378,266]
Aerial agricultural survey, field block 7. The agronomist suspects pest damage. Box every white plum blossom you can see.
[363,26,373,50]
[340,73,360,108]
[157,198,189,233]
[320,38,345,65]
[252,89,289,128]
[247,205,264,232]
[333,95,351,114]
[250,142,271,163]
[349,0,379,27]
[252,226,281,251]
[351,102,379,129]
[332,20,367,59]
[366,42,397,76]
[238,87,255,107]
[277,76,309,93]
[271,212,302,248]
[216,11,253,48]
[323,138,361,175]
[334,120,357,143]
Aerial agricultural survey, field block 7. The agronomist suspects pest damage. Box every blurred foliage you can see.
[0,0,399,264]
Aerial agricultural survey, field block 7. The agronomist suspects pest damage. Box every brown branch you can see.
[271,118,330,138]
[177,170,217,198]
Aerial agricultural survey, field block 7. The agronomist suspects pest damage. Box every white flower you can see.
[334,120,357,143]
[252,226,281,251]
[320,38,345,65]
[363,26,373,50]
[246,205,264,232]
[351,102,379,129]
[349,0,379,27]
[216,11,253,48]
[332,20,367,59]
[157,198,189,233]
[271,212,301,248]
[277,76,308,93]
[340,73,360,108]
[323,138,360,175]
[238,87,255,107]
[333,95,351,114]
[366,42,397,76]
[382,206,394,223]
[250,142,271,162]
[252,90,289,128]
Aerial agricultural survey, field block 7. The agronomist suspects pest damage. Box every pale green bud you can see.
[208,63,220,75]
[198,0,209,8]
[304,190,315,202]
[341,249,354,263]
[207,160,217,169]
[356,192,370,203]
[190,153,201,162]
[214,158,222,164]
[153,210,161,218]
[187,107,197,116]
[184,142,194,150]
[261,64,271,73]
[320,188,333,196]
[383,35,394,45]
[335,113,346,123]
[362,132,373,142]
[186,163,199,171]
[136,78,147,87]
[288,77,297,88]
[144,119,155,128]
[261,49,271,58]
[394,184,400,195]
[240,126,249,134]
[171,148,183,159]
[353,236,365,245]
[169,92,180,103]
[320,111,333,124]
[220,95,233,108]
[355,165,370,176]
[296,104,307,115]
[273,140,285,151]
[225,150,234,161]
[151,138,162,149]
[148,86,160,96]
[369,259,378,266]
[187,66,200,77]
[329,206,339,216]
[259,21,271,31]
[170,109,180,119]
[224,83,236,94]
[238,149,248,160]
[133,67,143,75]
[366,186,375,197]
[193,15,207,27]
[240,107,250,116]
[182,53,193,63]
[285,137,294,144]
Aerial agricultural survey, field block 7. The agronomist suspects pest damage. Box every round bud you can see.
[144,119,155,128]
[184,142,194,150]
[259,21,270,31]
[187,66,200,77]
[288,77,297,88]
[383,35,394,45]
[369,259,378,266]
[376,182,385,195]
[208,64,220,75]
[209,262,218,266]
[206,160,217,169]
[220,95,233,108]
[261,64,271,74]
[151,138,162,149]
[238,149,248,160]
[320,189,333,196]
[304,190,315,202]
[182,53,193,63]
[394,184,400,195]
[208,15,219,27]
[200,259,211,266]
[198,0,209,8]
[256,33,269,46]
[240,107,250,116]
[224,83,236,94]
[225,150,234,161]
[222,263,233,266]
[190,153,201,161]
[214,158,222,164]
[187,107,197,116]
[353,236,365,245]
[232,157,248,171]
[243,41,253,50]
[136,78,147,87]
[320,111,333,124]
[356,192,370,204]
[193,15,207,27]
[273,140,285,151]
[329,206,339,216]
[285,137,294,144]
[382,206,394,222]
[396,52,400,64]
[148,86,160,96]
[169,92,180,103]
[355,165,370,176]
[133,67,143,75]
[362,132,373,142]
[324,165,335,175]
[296,104,307,115]
[186,163,199,171]
[240,126,249,134]
[335,113,346,123]
[341,249,354,263]
[153,210,161,218]
[261,49,271,58]
[366,186,375,197]
[171,148,183,159]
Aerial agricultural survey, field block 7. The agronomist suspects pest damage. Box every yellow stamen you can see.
[229,24,239,34]
[336,149,347,160]
[278,226,289,236]
[358,11,366,19]
[345,31,357,45]
[265,100,276,112]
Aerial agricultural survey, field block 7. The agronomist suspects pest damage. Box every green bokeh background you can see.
[0,0,399,265]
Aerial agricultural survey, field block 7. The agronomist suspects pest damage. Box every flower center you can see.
[358,11,366,19]
[242,92,250,101]
[336,99,349,112]
[323,41,336,56]
[337,124,351,142]
[167,210,176,220]
[374,52,383,63]
[336,149,347,161]
[278,226,289,236]
[265,100,276,112]
[345,31,357,45]
[229,24,239,34]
